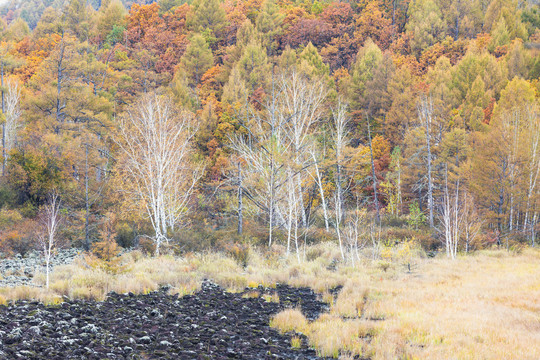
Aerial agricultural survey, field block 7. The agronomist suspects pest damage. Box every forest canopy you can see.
[0,0,538,257]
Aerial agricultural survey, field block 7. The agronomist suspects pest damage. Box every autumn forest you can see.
[0,0,539,259]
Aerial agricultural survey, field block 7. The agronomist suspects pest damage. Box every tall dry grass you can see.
[0,243,538,359]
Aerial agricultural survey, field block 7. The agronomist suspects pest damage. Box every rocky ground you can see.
[0,280,334,359]
[0,249,80,287]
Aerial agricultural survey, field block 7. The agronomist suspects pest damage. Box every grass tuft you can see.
[291,336,302,349]
[270,308,308,333]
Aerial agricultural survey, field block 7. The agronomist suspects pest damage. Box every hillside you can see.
[0,0,538,358]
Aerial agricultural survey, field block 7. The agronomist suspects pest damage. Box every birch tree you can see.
[0,42,21,176]
[342,208,368,267]
[37,192,63,289]
[279,72,327,228]
[309,148,329,231]
[2,79,21,164]
[438,166,463,259]
[417,95,435,228]
[331,101,350,260]
[522,105,540,246]
[230,71,326,248]
[462,191,482,253]
[116,94,201,255]
[229,98,289,246]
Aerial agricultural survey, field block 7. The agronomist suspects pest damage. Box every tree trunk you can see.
[1,61,5,177]
[367,117,380,224]
[237,162,243,235]
[85,144,90,251]
[312,152,329,231]
[420,96,435,228]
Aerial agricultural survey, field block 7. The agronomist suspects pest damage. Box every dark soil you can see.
[0,280,333,359]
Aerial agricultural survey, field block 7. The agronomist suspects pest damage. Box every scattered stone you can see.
[0,282,331,359]
[0,249,81,287]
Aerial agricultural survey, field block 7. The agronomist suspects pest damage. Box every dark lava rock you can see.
[0,280,331,359]
[0,249,80,287]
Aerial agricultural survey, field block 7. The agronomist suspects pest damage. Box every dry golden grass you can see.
[291,336,302,349]
[262,293,280,303]
[308,314,371,358]
[0,285,63,305]
[0,243,537,359]
[362,249,540,360]
[274,246,540,359]
[270,308,309,333]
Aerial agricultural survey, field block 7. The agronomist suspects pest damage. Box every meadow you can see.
[1,243,538,360]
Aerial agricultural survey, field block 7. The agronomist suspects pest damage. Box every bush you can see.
[138,236,156,256]
[0,218,39,256]
[116,222,137,248]
[88,215,126,274]
[407,201,426,229]
[0,209,23,228]
[224,242,250,268]
[380,227,437,251]
[173,226,217,252]
[305,228,335,245]
[382,215,409,228]
[0,185,16,209]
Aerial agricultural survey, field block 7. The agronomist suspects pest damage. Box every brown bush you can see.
[224,242,250,268]
[88,214,126,274]
[0,219,39,256]
[138,236,156,256]
[381,227,437,251]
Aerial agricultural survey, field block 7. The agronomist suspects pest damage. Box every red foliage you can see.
[354,0,396,50]
[283,18,335,48]
[125,3,189,74]
[483,98,496,125]
[321,33,357,70]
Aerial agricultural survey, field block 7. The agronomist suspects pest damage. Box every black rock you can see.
[0,281,333,359]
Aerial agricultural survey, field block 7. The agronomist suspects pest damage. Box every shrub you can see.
[115,222,136,248]
[0,185,16,209]
[381,227,437,252]
[270,309,308,333]
[305,228,335,245]
[0,209,23,228]
[173,226,217,252]
[224,242,250,268]
[0,218,39,256]
[88,214,126,274]
[138,236,156,255]
[407,201,426,229]
[382,215,409,228]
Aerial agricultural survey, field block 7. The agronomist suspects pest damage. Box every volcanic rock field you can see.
[0,280,334,359]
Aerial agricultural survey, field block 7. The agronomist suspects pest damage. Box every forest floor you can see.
[0,243,539,359]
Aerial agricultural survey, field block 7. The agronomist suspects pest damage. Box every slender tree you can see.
[116,93,201,255]
[37,192,63,289]
[331,101,350,260]
[417,95,435,228]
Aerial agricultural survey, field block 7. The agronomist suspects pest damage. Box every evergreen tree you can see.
[406,0,446,55]
[187,0,228,44]
[180,34,214,87]
[255,0,284,55]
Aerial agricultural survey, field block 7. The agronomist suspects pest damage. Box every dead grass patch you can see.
[270,308,309,333]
